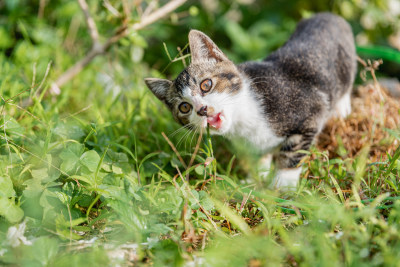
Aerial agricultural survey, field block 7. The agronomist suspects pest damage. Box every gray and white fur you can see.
[145,13,357,190]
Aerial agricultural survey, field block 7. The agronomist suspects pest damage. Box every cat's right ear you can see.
[144,78,172,102]
[189,30,230,64]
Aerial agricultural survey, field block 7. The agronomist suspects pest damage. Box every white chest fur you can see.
[226,79,284,152]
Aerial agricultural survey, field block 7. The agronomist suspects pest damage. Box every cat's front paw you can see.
[270,167,302,191]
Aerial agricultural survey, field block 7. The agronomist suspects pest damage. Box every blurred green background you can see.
[1,0,400,89]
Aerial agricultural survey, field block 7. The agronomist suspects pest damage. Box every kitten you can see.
[145,13,357,190]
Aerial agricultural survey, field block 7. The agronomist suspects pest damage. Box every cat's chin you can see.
[200,113,231,135]
[209,127,228,135]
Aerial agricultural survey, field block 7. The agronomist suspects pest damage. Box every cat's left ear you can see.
[144,78,172,102]
[189,30,230,64]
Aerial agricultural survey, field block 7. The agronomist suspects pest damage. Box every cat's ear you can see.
[189,30,230,63]
[144,78,172,102]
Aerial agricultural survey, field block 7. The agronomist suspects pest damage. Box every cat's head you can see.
[144,30,243,135]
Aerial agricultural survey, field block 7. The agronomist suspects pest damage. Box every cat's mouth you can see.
[207,112,224,130]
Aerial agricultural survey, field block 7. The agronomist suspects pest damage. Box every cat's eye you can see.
[178,102,192,114]
[200,79,212,92]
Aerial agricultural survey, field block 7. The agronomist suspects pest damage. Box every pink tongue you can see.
[207,113,222,129]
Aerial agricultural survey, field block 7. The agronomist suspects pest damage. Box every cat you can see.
[144,13,357,190]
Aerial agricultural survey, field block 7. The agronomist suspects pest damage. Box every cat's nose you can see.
[197,106,208,117]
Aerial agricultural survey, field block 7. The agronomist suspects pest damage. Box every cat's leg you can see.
[270,132,316,190]
[273,167,303,189]
[334,90,352,118]
[259,153,273,178]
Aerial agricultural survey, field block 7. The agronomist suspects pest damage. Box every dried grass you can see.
[317,84,400,161]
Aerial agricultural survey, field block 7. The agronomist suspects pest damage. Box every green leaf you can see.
[1,115,24,137]
[31,237,59,265]
[80,150,100,172]
[23,178,44,198]
[111,165,123,174]
[101,163,112,172]
[55,191,70,204]
[129,33,148,48]
[155,188,183,215]
[70,175,94,186]
[31,168,49,181]
[196,210,207,220]
[39,188,61,216]
[199,191,214,211]
[53,122,85,140]
[0,26,13,49]
[60,143,84,173]
[195,165,204,175]
[189,189,200,209]
[170,156,183,169]
[77,194,93,208]
[0,176,15,197]
[0,197,24,223]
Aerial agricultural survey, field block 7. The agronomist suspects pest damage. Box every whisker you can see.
[187,124,200,152]
[169,127,187,139]
[176,125,194,149]
[189,126,199,154]
[169,124,192,138]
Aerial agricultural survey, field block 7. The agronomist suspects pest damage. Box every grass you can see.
[1,12,400,265]
[1,50,400,266]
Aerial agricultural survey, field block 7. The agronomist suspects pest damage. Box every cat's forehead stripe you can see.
[217,72,236,80]
[174,69,191,93]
